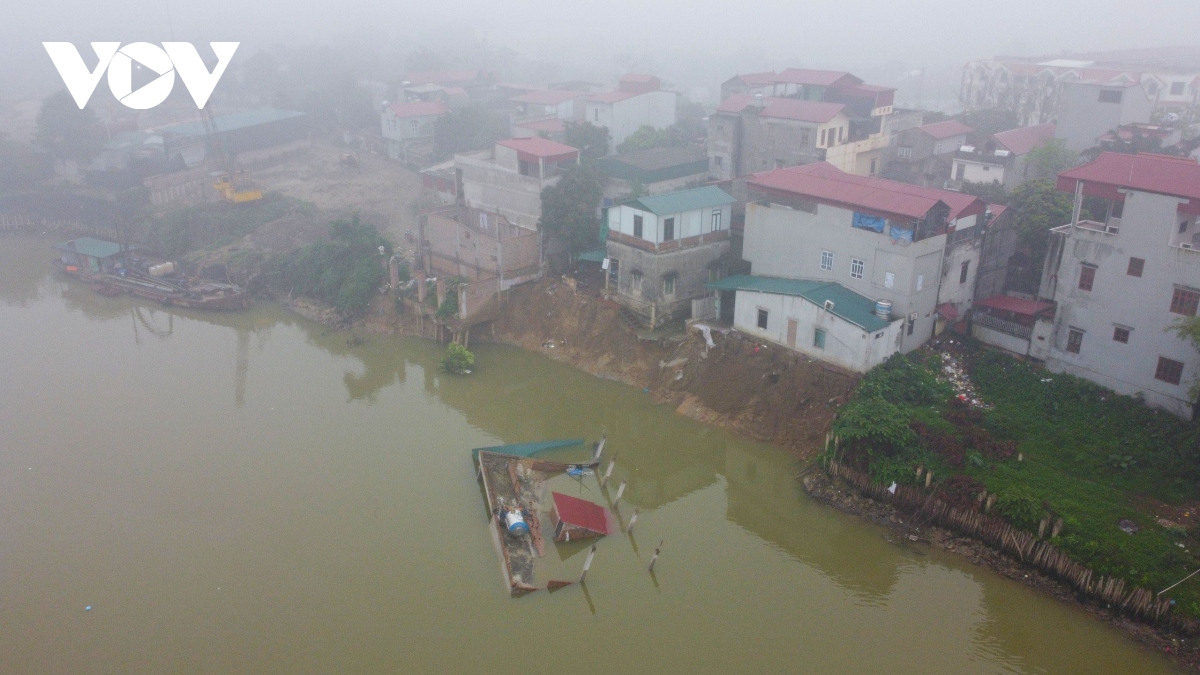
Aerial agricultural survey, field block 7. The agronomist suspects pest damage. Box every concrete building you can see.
[596,146,709,201]
[960,48,1200,127]
[584,74,677,151]
[712,69,907,179]
[1030,152,1200,418]
[992,122,1057,189]
[381,101,449,163]
[1055,80,1154,152]
[735,162,990,356]
[708,275,902,372]
[604,186,735,326]
[455,137,580,231]
[707,96,849,180]
[885,120,973,188]
[402,70,499,103]
[509,89,587,126]
[418,205,541,286]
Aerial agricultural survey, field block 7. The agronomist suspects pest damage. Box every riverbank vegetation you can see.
[832,340,1200,616]
[146,193,310,258]
[442,343,474,374]
[266,215,389,316]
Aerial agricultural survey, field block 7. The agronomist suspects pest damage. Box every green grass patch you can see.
[833,342,1200,616]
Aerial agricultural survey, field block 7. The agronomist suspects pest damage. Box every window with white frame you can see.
[897,146,912,159]
[410,120,419,133]
[820,250,834,271]
[710,209,722,232]
[850,258,864,279]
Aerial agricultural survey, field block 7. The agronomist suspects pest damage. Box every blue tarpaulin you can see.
[852,212,885,233]
[888,224,914,242]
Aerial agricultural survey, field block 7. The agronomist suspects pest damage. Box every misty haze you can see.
[2,1,1200,673]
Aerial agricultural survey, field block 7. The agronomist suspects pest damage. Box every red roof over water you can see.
[552,492,610,534]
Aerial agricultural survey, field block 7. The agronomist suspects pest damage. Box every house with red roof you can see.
[381,101,450,164]
[709,69,911,181]
[1021,152,1200,418]
[453,137,580,230]
[885,120,974,188]
[584,74,677,151]
[732,163,1001,360]
[509,89,588,128]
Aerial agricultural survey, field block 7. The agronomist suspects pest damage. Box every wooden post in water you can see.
[579,544,597,583]
[648,540,663,571]
[615,480,627,504]
[601,459,615,487]
[627,509,638,534]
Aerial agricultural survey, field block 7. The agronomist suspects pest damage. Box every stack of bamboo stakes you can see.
[823,458,1174,623]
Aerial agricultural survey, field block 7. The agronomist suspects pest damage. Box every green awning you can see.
[708,274,892,332]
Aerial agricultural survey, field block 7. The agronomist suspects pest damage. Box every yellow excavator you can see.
[200,105,263,204]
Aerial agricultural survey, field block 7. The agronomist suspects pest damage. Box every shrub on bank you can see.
[442,343,474,375]
[267,215,389,317]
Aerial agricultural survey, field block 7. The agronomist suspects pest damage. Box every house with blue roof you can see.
[604,185,735,326]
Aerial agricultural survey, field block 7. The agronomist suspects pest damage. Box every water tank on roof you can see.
[875,299,893,319]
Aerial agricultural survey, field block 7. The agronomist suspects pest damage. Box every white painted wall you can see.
[742,200,946,352]
[587,90,678,150]
[607,202,730,244]
[952,158,1005,184]
[731,289,903,372]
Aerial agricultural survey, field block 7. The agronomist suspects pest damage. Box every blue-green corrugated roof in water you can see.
[629,185,735,216]
[471,439,586,463]
[577,248,607,263]
[707,274,892,332]
[157,108,306,137]
[53,237,124,259]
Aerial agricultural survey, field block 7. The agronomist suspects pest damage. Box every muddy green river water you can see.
[0,237,1183,674]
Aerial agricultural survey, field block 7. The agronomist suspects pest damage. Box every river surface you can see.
[0,237,1181,674]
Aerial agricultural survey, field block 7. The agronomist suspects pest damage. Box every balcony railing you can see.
[974,312,1032,340]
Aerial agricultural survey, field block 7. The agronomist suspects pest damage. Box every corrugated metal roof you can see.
[993,122,1056,156]
[53,237,124,259]
[496,137,579,160]
[975,295,1054,316]
[918,120,974,139]
[748,163,943,220]
[775,68,862,88]
[708,274,891,332]
[156,107,306,137]
[597,147,708,184]
[552,492,610,534]
[629,185,735,216]
[716,95,845,123]
[1057,152,1200,203]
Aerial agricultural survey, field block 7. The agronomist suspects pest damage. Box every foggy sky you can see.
[3,0,1199,99]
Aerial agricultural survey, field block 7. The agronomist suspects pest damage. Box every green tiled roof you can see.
[629,185,735,216]
[707,274,891,332]
[53,237,124,259]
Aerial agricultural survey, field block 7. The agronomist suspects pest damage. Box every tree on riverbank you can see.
[268,215,390,316]
[539,163,605,256]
